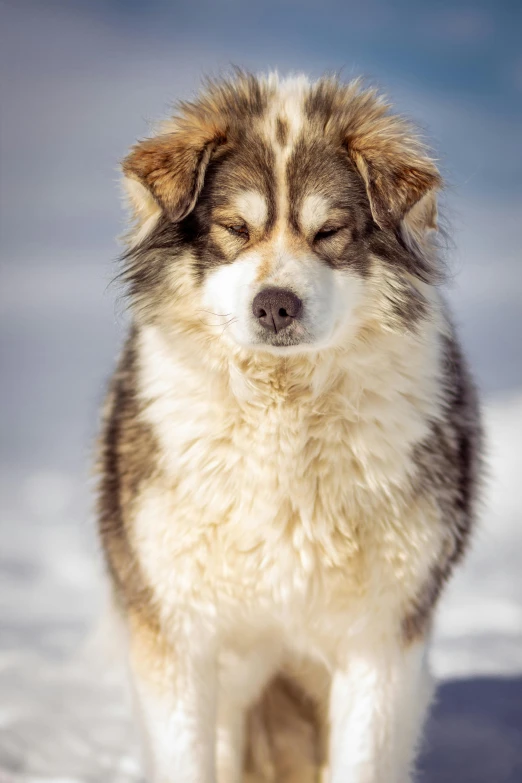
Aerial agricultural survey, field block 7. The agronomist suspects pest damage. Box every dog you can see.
[97,72,482,782]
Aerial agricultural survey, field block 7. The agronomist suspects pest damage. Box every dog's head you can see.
[121,73,442,355]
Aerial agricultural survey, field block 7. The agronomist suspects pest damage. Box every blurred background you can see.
[0,0,521,781]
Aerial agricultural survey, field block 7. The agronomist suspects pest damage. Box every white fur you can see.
[329,641,432,783]
[233,189,268,229]
[202,241,365,351]
[300,193,331,233]
[129,631,218,783]
[265,72,309,147]
[132,672,217,783]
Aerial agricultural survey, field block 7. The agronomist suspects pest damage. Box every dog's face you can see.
[122,74,441,355]
[196,129,374,352]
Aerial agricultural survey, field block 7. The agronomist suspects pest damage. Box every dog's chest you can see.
[133,371,435,631]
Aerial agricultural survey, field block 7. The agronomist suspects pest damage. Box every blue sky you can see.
[51,0,522,118]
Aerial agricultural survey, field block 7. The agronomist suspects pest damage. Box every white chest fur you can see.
[131,325,444,653]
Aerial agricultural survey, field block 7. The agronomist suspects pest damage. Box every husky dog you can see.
[97,72,482,783]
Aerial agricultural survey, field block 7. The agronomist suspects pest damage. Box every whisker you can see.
[220,318,238,336]
[198,316,238,333]
[197,309,233,318]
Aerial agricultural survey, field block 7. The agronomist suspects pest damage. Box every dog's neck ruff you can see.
[137,309,443,432]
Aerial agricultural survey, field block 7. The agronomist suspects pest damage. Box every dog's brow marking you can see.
[276,75,308,144]
[275,116,289,146]
[234,190,268,230]
[300,193,330,234]
[255,75,309,279]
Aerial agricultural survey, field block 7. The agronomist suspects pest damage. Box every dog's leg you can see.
[328,636,432,783]
[128,615,218,783]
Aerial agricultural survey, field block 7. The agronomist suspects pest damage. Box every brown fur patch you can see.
[190,133,277,278]
[96,332,161,624]
[127,606,173,693]
[246,676,324,782]
[123,124,226,222]
[286,136,374,277]
[304,77,442,230]
[350,152,440,231]
[275,116,289,147]
[402,336,483,643]
[122,72,272,224]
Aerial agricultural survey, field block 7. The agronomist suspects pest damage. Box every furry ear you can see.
[122,123,225,223]
[350,150,441,231]
[342,88,442,231]
[402,188,438,242]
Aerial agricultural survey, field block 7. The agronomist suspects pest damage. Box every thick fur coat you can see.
[97,72,482,783]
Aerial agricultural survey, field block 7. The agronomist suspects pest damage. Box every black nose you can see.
[252,288,303,333]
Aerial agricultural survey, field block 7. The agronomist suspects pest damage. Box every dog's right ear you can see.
[122,121,226,225]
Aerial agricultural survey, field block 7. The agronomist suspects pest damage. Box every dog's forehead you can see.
[216,144,344,233]
[204,75,371,237]
[212,85,357,228]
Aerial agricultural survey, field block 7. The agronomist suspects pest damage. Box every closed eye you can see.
[225,223,250,240]
[314,226,343,242]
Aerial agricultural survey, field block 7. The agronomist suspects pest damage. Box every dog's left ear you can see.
[402,188,438,243]
[350,150,441,231]
[346,106,441,232]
